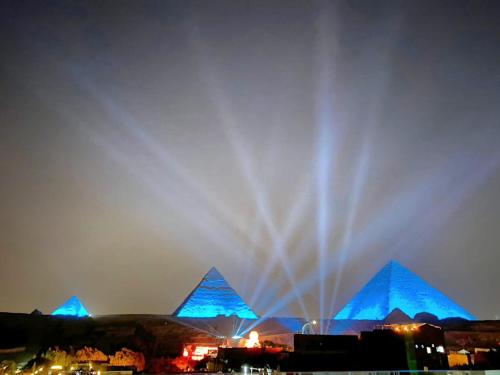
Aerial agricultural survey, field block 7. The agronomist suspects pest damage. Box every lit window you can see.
[436,346,445,353]
[426,347,432,354]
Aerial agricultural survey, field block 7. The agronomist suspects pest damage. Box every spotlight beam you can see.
[190,30,313,320]
[314,3,339,332]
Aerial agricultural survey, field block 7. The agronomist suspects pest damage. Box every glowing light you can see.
[174,267,258,319]
[249,331,259,341]
[245,331,260,348]
[183,345,218,361]
[193,346,212,356]
[334,260,475,320]
[50,366,62,370]
[52,296,90,317]
[313,3,338,335]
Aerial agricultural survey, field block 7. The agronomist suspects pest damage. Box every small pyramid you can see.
[384,308,413,324]
[334,260,475,320]
[174,267,258,319]
[30,309,43,315]
[52,296,90,317]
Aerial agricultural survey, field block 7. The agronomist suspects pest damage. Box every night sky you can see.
[1,0,499,319]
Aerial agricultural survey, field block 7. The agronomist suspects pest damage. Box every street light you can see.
[300,319,317,334]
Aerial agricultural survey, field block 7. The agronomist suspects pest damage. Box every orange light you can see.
[187,345,218,361]
[249,331,259,341]
[245,331,261,348]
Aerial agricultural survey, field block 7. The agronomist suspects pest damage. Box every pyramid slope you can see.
[174,267,258,319]
[334,260,475,320]
[52,296,90,317]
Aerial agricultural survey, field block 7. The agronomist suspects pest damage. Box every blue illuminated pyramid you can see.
[174,267,258,319]
[52,296,90,317]
[334,260,475,320]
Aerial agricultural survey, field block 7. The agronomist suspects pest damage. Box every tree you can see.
[109,348,145,372]
[75,347,108,363]
[44,347,73,368]
[0,361,16,375]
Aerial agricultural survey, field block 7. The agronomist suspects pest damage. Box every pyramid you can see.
[174,267,258,319]
[334,260,475,320]
[52,295,90,317]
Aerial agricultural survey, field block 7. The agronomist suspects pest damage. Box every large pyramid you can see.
[174,267,258,319]
[52,295,90,317]
[334,260,475,320]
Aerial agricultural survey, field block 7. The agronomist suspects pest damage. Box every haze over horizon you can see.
[1,0,499,319]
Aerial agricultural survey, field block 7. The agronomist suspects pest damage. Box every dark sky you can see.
[1,0,499,319]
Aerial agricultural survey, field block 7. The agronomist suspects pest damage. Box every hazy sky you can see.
[1,0,499,319]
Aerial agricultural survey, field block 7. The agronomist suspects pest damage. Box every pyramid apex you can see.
[385,260,410,274]
[387,259,402,267]
[207,266,221,274]
[204,267,225,280]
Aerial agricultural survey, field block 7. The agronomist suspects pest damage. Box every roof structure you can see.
[52,295,90,317]
[334,260,475,320]
[174,267,258,319]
